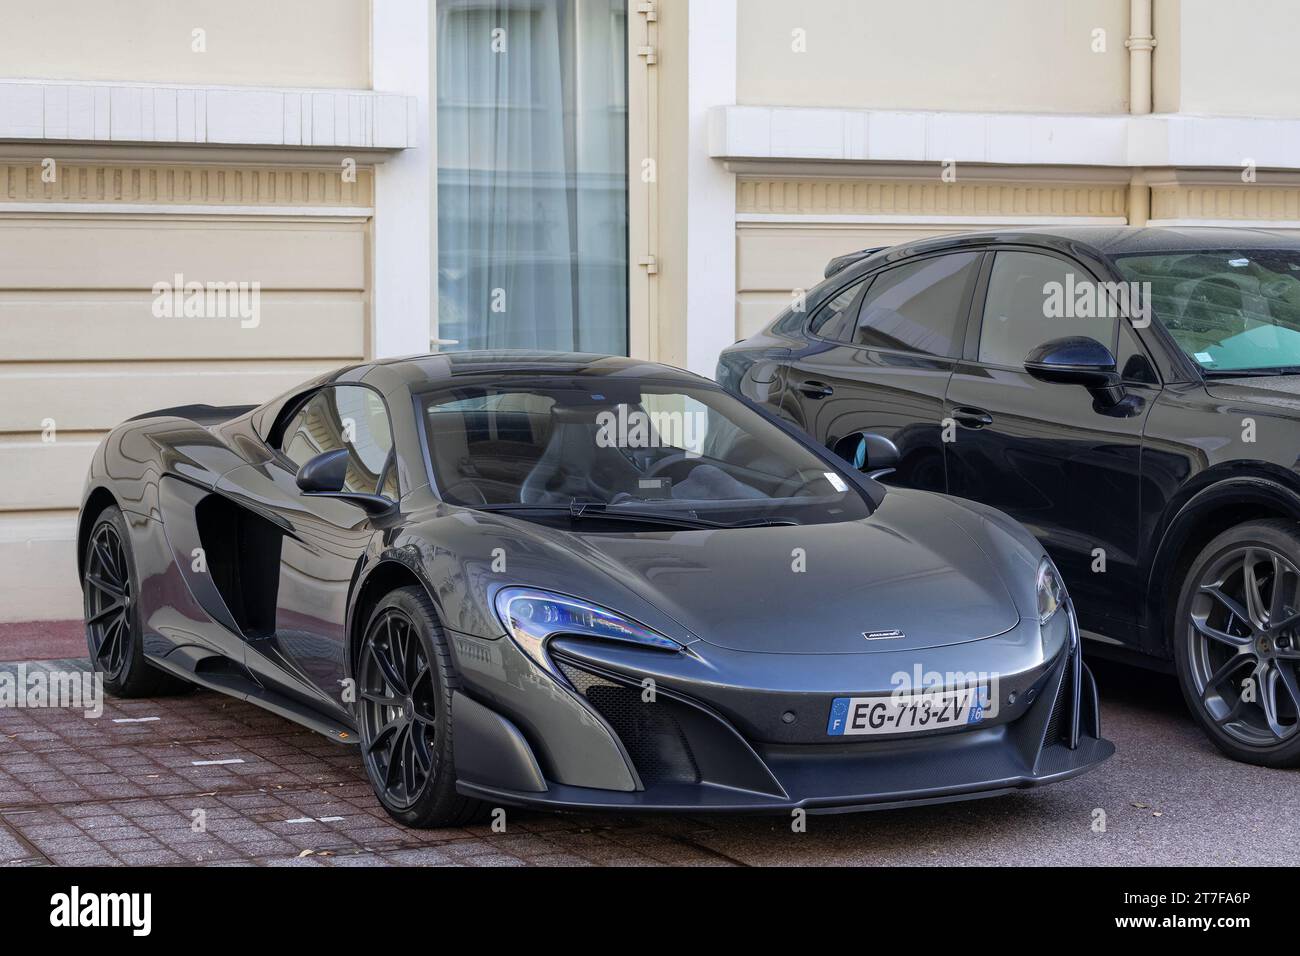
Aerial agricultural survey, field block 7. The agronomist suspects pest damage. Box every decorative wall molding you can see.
[737,178,1129,221]
[0,161,373,208]
[0,80,415,149]
[712,106,1300,172]
[1149,182,1300,222]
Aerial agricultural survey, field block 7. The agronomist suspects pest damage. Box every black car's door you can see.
[782,251,983,491]
[216,384,399,715]
[944,248,1160,642]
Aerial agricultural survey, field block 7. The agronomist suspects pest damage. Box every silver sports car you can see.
[78,351,1112,826]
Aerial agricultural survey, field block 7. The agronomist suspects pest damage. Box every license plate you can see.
[826,688,985,737]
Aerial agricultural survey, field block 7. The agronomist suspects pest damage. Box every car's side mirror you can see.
[295,449,393,514]
[1024,336,1121,390]
[832,432,900,481]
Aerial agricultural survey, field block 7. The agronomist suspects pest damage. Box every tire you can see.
[355,585,488,827]
[1174,519,1300,767]
[82,505,190,697]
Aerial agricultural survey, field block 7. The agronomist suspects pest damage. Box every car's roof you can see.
[890,225,1300,261]
[350,350,709,393]
[250,351,712,440]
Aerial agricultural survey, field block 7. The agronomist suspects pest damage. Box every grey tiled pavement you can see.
[2,653,1300,866]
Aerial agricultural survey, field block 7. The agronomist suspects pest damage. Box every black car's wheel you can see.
[82,506,189,697]
[1175,520,1300,767]
[356,586,487,827]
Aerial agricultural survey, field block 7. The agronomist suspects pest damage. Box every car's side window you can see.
[808,277,870,341]
[279,385,396,497]
[978,251,1117,367]
[849,252,980,357]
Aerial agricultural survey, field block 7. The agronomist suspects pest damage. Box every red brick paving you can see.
[9,627,1294,866]
[0,620,86,663]
[0,656,736,867]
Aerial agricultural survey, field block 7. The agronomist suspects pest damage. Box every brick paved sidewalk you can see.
[5,622,1299,867]
[0,625,735,867]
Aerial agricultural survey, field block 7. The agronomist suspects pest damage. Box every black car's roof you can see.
[888,225,1300,261]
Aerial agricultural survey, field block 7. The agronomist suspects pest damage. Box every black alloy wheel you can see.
[355,586,487,826]
[82,505,188,697]
[1177,520,1300,766]
[84,519,132,682]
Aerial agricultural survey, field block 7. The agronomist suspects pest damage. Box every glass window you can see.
[979,252,1115,367]
[1113,250,1300,374]
[808,278,869,340]
[280,386,395,497]
[420,379,872,527]
[851,253,979,356]
[436,0,628,355]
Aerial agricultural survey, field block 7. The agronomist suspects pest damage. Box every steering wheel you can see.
[643,451,697,481]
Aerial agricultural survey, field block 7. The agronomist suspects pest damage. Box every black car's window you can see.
[849,253,979,357]
[978,251,1116,367]
[419,379,871,527]
[808,277,869,340]
[280,385,396,496]
[1112,250,1300,374]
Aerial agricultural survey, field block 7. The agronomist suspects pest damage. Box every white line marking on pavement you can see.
[287,816,347,824]
[191,758,245,766]
[112,716,161,723]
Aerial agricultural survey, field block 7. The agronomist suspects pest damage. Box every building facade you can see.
[4,0,1300,620]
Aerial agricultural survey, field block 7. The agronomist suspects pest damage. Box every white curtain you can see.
[437,0,629,354]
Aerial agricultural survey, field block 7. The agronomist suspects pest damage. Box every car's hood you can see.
[1204,374,1300,412]
[529,493,1021,656]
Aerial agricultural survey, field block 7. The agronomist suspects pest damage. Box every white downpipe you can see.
[1126,0,1156,116]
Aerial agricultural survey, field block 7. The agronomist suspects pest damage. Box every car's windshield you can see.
[1112,249,1300,374]
[418,377,870,527]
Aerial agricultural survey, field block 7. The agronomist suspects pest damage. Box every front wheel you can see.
[1174,519,1300,767]
[355,586,488,827]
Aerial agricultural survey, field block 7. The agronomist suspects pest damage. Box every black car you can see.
[721,225,1300,767]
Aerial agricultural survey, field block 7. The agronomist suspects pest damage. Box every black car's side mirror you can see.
[1024,336,1127,407]
[295,449,393,514]
[833,432,901,481]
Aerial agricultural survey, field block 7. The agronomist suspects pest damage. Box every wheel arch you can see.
[1147,474,1300,655]
[346,558,444,676]
[76,485,120,580]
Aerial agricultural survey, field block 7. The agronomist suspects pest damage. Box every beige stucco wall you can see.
[0,162,373,621]
[0,0,371,89]
[1169,0,1300,117]
[736,0,1130,113]
[1152,0,1181,113]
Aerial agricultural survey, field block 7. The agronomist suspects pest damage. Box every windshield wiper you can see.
[1203,366,1300,378]
[477,501,798,530]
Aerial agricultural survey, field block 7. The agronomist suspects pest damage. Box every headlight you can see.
[1036,558,1067,626]
[494,587,683,674]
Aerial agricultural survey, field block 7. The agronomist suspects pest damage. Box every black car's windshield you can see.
[1113,249,1300,374]
[419,377,870,527]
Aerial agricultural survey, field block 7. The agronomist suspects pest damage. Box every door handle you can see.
[952,406,994,429]
[798,381,835,399]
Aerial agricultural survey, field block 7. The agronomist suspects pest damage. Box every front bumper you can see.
[452,617,1114,814]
